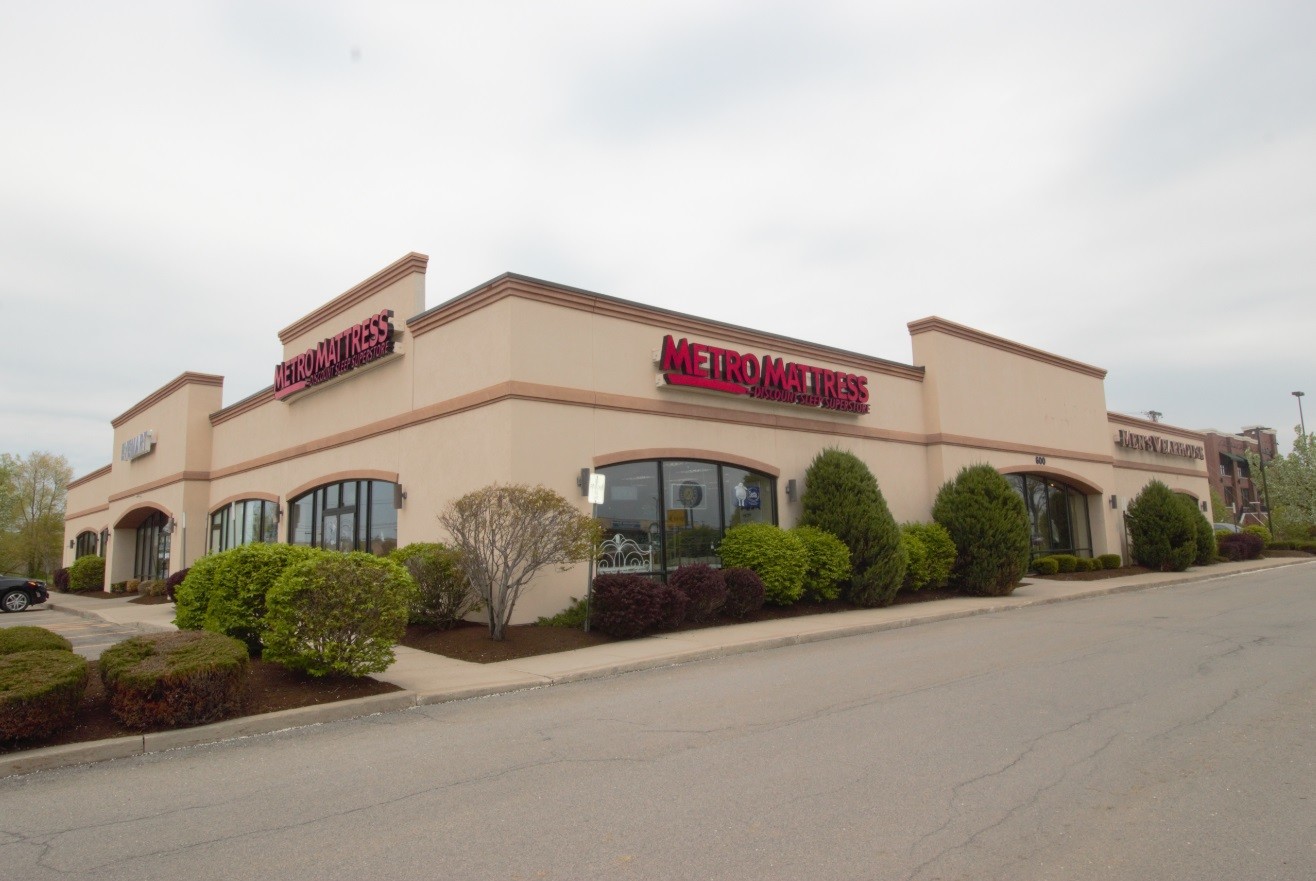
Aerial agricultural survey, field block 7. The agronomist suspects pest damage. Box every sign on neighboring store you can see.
[658,335,870,414]
[1115,429,1205,460]
[120,429,155,462]
[275,309,395,400]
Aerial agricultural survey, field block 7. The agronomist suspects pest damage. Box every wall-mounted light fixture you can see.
[577,467,591,497]
[1200,500,1208,512]
[163,517,176,535]
[394,484,407,509]
[785,479,798,501]
[1109,494,1119,509]
[68,539,75,549]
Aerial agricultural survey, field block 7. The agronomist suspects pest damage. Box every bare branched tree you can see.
[438,484,598,641]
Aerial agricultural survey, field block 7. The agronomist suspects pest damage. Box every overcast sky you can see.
[3,0,1313,480]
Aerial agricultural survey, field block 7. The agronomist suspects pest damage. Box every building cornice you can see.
[908,316,1107,380]
[111,373,224,428]
[210,386,275,426]
[278,252,429,345]
[409,273,926,382]
[1107,412,1206,442]
[67,464,112,490]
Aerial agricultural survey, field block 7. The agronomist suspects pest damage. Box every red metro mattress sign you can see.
[275,310,395,400]
[659,335,870,414]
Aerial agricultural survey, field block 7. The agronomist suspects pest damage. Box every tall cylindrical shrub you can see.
[717,523,807,605]
[932,464,1031,596]
[1126,481,1197,572]
[790,526,852,602]
[797,449,906,607]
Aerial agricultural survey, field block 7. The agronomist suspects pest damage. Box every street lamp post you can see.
[1294,391,1307,437]
[1249,426,1275,536]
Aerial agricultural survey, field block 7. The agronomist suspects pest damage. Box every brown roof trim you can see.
[278,252,429,344]
[68,464,112,490]
[111,373,225,428]
[210,386,275,426]
[1107,412,1207,441]
[409,273,926,381]
[106,471,211,504]
[908,316,1107,380]
[65,503,110,520]
[925,433,1116,466]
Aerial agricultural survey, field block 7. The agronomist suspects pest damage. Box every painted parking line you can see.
[0,607,144,659]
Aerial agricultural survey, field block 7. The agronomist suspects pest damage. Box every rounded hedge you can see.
[205,544,322,654]
[798,448,906,607]
[0,626,73,656]
[173,552,226,631]
[667,564,727,623]
[68,555,105,592]
[1126,481,1197,572]
[1053,555,1078,573]
[99,631,248,729]
[717,523,807,605]
[790,526,852,601]
[591,574,687,638]
[721,568,766,618]
[900,522,956,592]
[1032,557,1060,576]
[932,464,1031,596]
[1098,553,1122,570]
[389,542,480,629]
[0,650,89,741]
[262,552,416,677]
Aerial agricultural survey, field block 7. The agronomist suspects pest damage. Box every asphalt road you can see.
[2,564,1313,880]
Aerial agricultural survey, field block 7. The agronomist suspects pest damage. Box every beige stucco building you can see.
[63,253,1211,620]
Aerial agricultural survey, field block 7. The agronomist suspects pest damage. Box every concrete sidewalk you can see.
[7,555,1309,776]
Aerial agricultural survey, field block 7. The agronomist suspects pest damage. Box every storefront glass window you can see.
[595,459,776,578]
[134,510,171,580]
[1005,473,1092,558]
[208,500,279,554]
[287,479,399,555]
[75,531,99,559]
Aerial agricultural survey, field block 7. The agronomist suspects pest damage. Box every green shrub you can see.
[174,553,225,630]
[900,527,929,592]
[390,542,480,629]
[1098,553,1122,570]
[590,574,687,638]
[903,522,955,590]
[537,596,590,628]
[68,555,105,592]
[798,448,907,607]
[721,568,766,618]
[932,464,1031,596]
[717,522,807,605]
[1242,524,1272,543]
[1176,495,1217,567]
[668,564,728,623]
[1074,557,1096,572]
[1126,481,1197,572]
[790,525,852,601]
[1032,557,1060,576]
[100,631,248,729]
[1052,554,1079,573]
[0,626,73,656]
[138,579,169,598]
[0,650,89,741]
[263,552,416,677]
[205,544,320,654]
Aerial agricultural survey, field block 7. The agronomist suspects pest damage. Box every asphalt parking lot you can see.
[0,605,146,659]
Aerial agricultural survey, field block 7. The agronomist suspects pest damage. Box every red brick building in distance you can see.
[1203,427,1278,526]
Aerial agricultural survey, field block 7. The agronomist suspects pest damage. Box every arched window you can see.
[209,499,279,553]
[287,479,399,555]
[75,531,99,559]
[134,510,171,580]
[594,459,776,578]
[1003,473,1093,558]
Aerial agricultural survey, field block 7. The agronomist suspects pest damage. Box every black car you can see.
[1,575,49,612]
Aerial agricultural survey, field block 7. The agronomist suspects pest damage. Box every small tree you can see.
[932,465,1031,596]
[798,448,906,607]
[1125,480,1197,572]
[439,484,599,641]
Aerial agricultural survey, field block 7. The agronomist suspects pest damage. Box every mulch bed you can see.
[129,594,172,605]
[1030,565,1152,582]
[1,660,399,755]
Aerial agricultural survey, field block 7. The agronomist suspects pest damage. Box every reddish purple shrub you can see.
[591,574,687,639]
[721,567,766,618]
[1217,532,1263,561]
[668,564,728,623]
[52,568,70,593]
[164,567,190,602]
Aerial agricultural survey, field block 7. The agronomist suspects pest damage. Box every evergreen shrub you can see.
[0,650,89,742]
[206,544,321,654]
[900,528,928,592]
[537,596,589,628]
[1032,557,1060,576]
[667,564,727,623]
[721,568,766,618]
[1098,553,1122,570]
[99,631,248,729]
[798,449,906,607]
[904,522,955,591]
[263,552,416,677]
[0,626,72,656]
[932,464,1031,596]
[68,555,104,592]
[790,526,852,601]
[718,522,807,605]
[390,542,479,629]
[1126,481,1197,572]
[1177,495,1217,566]
[174,554,224,630]
[1052,555,1079,573]
[590,574,687,638]
[1073,557,1095,572]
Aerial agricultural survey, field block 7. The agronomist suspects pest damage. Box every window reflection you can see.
[1005,473,1092,558]
[287,479,399,556]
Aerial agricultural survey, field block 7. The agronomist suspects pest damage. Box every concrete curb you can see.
[7,557,1310,777]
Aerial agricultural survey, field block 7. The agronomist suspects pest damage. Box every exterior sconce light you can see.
[394,484,407,509]
[577,468,591,497]
[785,479,798,501]
[68,539,75,549]
[1109,494,1118,509]
[162,517,176,535]
[1200,500,1207,512]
